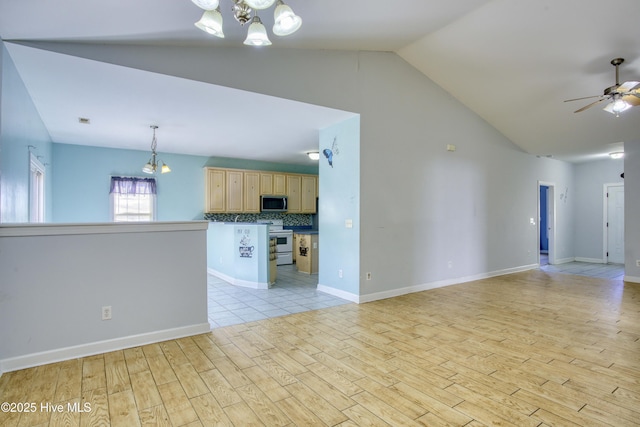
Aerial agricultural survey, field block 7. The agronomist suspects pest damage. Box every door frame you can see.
[603,183,624,263]
[538,181,556,265]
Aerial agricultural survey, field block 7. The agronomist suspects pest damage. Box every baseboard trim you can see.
[575,257,605,264]
[317,284,359,303]
[554,257,576,265]
[0,323,211,374]
[207,268,269,289]
[624,275,640,283]
[359,264,539,304]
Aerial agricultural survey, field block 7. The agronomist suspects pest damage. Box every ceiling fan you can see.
[564,58,640,116]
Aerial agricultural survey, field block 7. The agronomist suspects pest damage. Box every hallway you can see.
[540,255,625,281]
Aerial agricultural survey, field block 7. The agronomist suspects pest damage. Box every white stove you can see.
[258,219,293,265]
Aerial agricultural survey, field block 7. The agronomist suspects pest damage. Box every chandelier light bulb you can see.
[243,0,276,10]
[244,16,272,46]
[273,1,302,36]
[195,9,225,38]
[191,0,220,10]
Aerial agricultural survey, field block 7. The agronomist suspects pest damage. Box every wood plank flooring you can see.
[1,269,639,426]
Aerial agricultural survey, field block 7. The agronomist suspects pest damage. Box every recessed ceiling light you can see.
[609,152,624,159]
[78,117,91,124]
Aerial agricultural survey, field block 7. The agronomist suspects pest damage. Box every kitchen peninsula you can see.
[206,222,272,289]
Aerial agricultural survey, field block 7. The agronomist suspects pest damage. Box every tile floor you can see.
[207,264,351,329]
[207,257,626,329]
[539,253,625,280]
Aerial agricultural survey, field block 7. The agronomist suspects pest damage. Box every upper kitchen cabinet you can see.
[205,168,226,213]
[244,172,260,213]
[260,173,287,196]
[206,167,316,214]
[287,174,317,214]
[286,174,302,213]
[226,170,244,213]
[301,175,317,213]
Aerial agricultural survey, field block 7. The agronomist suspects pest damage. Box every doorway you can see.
[604,183,624,264]
[538,182,555,265]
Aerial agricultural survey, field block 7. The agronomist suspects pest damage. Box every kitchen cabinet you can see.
[205,168,226,213]
[286,175,302,213]
[260,172,287,196]
[205,167,317,214]
[301,175,317,213]
[226,170,244,212]
[296,232,318,274]
[273,174,286,195]
[244,172,260,213]
[260,173,273,195]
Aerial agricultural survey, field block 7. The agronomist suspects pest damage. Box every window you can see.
[30,153,45,222]
[109,176,157,222]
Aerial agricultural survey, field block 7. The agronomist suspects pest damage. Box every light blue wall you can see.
[0,43,53,223]
[318,117,360,296]
[52,143,210,222]
[205,157,317,175]
[206,222,270,286]
[51,143,318,223]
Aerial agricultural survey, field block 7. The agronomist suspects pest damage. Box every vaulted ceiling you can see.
[1,0,639,164]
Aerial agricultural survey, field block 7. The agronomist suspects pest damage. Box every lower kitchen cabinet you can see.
[296,232,318,274]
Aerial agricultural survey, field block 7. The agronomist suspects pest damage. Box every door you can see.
[538,182,555,265]
[606,184,624,264]
[539,186,549,254]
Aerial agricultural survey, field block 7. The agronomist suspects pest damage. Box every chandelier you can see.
[192,0,302,46]
[142,126,171,174]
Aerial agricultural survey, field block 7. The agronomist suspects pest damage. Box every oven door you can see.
[271,232,292,253]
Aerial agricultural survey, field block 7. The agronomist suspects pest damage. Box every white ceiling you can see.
[1,0,639,164]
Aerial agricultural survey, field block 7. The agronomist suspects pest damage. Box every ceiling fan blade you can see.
[623,93,640,107]
[564,94,603,103]
[618,80,640,92]
[574,97,608,113]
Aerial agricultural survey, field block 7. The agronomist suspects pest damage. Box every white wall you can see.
[624,140,640,282]
[9,43,578,299]
[574,158,625,261]
[0,222,210,372]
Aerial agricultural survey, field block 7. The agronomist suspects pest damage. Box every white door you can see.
[606,184,624,264]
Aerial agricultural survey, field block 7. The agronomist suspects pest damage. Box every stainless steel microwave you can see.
[261,195,288,212]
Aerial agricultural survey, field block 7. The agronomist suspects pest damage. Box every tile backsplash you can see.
[204,212,312,227]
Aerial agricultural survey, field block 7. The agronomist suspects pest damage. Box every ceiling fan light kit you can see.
[565,58,640,116]
[192,0,301,46]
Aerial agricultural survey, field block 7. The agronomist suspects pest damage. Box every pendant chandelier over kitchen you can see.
[142,126,171,175]
[192,0,302,46]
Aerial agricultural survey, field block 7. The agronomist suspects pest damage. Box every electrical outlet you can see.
[636,259,640,267]
[366,272,372,280]
[338,269,343,278]
[448,261,453,269]
[102,306,112,321]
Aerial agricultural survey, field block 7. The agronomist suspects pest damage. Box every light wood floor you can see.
[1,270,639,426]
